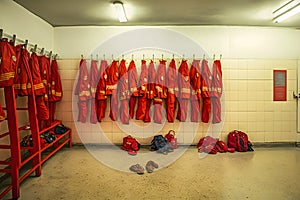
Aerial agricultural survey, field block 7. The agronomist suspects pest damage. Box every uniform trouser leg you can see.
[49,102,56,122]
[191,99,200,122]
[136,96,147,120]
[78,101,88,123]
[166,93,175,123]
[154,99,163,124]
[90,98,97,124]
[176,99,188,122]
[109,92,118,121]
[120,99,130,124]
[202,97,211,123]
[212,97,221,123]
[129,96,136,119]
[143,99,152,122]
[97,99,107,122]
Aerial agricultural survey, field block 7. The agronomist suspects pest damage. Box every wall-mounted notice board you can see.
[273,70,287,101]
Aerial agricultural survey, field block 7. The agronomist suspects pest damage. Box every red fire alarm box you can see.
[273,70,287,101]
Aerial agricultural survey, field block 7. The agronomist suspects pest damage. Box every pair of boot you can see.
[129,161,158,174]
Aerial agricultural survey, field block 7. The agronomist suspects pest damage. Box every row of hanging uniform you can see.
[0,37,63,128]
[75,57,222,124]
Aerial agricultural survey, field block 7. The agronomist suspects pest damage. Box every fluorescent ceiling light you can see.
[273,0,300,23]
[113,1,127,23]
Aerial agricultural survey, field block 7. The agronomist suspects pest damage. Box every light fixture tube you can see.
[273,1,300,23]
[113,1,127,23]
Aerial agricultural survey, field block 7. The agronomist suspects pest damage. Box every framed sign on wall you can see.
[273,70,287,101]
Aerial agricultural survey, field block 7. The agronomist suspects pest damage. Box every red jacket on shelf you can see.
[75,59,91,123]
[201,59,212,123]
[144,60,156,122]
[89,60,99,123]
[119,59,130,124]
[211,60,222,123]
[176,59,190,122]
[128,60,139,119]
[48,59,63,122]
[166,59,177,123]
[0,38,17,87]
[153,59,167,124]
[189,59,201,122]
[95,60,108,122]
[136,60,148,120]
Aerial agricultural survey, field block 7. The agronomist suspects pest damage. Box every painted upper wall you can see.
[54,26,300,60]
[0,0,53,50]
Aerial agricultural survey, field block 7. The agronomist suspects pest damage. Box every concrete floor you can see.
[2,146,300,200]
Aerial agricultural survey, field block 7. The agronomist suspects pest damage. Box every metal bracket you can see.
[293,91,300,99]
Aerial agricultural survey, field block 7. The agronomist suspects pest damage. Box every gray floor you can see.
[2,146,300,200]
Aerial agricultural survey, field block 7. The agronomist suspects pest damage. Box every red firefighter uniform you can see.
[136,60,148,120]
[118,59,130,124]
[211,60,222,123]
[29,52,49,121]
[49,59,63,123]
[38,55,51,104]
[128,60,139,119]
[89,60,99,124]
[95,60,108,122]
[189,60,201,122]
[0,38,17,87]
[201,59,212,123]
[0,103,5,122]
[176,59,190,122]
[75,59,91,123]
[154,60,167,124]
[166,59,177,123]
[14,45,32,96]
[106,60,119,121]
[144,60,156,122]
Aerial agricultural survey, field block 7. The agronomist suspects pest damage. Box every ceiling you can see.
[14,0,300,28]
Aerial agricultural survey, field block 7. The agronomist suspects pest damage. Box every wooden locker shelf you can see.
[0,84,72,200]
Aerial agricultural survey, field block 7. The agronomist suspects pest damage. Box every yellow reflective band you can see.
[55,92,62,97]
[181,88,190,93]
[202,86,208,91]
[34,83,45,90]
[0,72,15,81]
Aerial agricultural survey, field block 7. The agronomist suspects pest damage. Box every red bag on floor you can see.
[121,135,140,153]
[227,130,248,152]
[216,140,228,153]
[197,136,218,154]
[165,130,178,149]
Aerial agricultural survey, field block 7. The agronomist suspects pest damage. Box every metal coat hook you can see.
[183,54,185,60]
[203,54,205,59]
[103,54,105,60]
[40,48,44,55]
[32,44,37,53]
[112,54,114,60]
[48,51,52,59]
[81,54,84,59]
[54,54,58,60]
[172,54,174,59]
[220,54,222,60]
[152,54,154,60]
[213,54,216,60]
[91,54,93,60]
[0,29,3,39]
[12,34,16,46]
[193,54,195,60]
[132,54,134,60]
[96,54,99,61]
[143,54,145,60]
[122,54,124,60]
[24,40,28,50]
[161,54,164,60]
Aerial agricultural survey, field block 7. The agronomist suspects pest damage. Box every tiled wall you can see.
[55,58,298,145]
